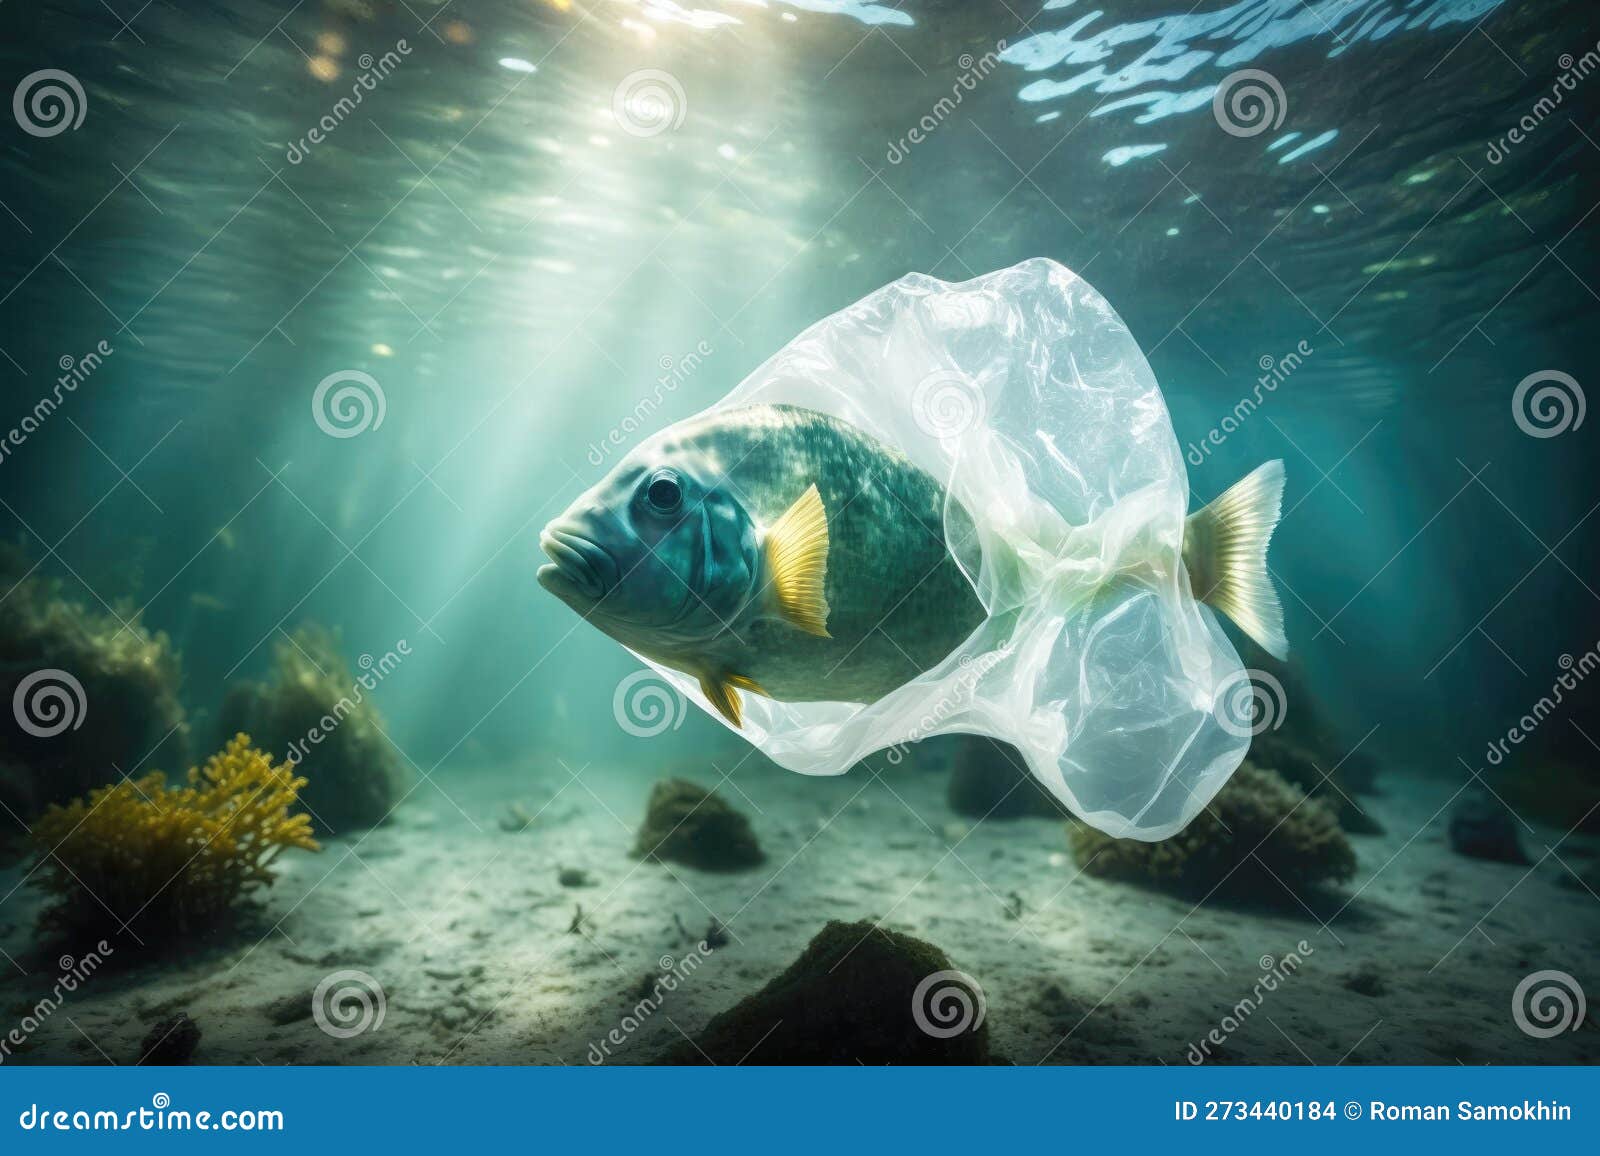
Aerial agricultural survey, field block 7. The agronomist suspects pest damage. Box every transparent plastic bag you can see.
[637,258,1249,840]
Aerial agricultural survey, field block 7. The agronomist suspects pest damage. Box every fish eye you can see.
[644,469,684,515]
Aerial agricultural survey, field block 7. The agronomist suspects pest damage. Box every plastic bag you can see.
[636,258,1249,840]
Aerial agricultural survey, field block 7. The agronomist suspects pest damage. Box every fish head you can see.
[537,450,760,646]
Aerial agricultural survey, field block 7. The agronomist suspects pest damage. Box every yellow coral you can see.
[31,734,320,934]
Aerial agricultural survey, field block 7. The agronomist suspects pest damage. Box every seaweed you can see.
[658,920,990,1064]
[217,625,403,835]
[631,778,764,872]
[1068,761,1356,900]
[0,555,189,827]
[30,734,320,938]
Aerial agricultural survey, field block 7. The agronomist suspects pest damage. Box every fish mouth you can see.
[537,523,616,604]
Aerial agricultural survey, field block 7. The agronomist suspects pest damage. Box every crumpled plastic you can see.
[636,258,1251,840]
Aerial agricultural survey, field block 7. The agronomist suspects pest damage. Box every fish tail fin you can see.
[1183,460,1288,659]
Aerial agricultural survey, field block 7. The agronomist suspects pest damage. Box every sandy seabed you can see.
[2,750,1596,1066]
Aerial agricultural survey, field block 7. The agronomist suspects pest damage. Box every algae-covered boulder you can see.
[1069,761,1356,898]
[217,626,403,835]
[1250,733,1382,834]
[660,920,990,1064]
[0,555,189,823]
[632,778,764,871]
[946,735,1066,820]
[1447,789,1528,864]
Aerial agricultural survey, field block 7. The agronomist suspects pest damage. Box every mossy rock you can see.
[0,564,189,817]
[217,626,403,835]
[1250,733,1382,834]
[659,920,989,1064]
[946,735,1066,820]
[632,778,763,871]
[1069,762,1356,899]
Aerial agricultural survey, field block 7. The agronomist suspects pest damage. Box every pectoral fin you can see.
[762,483,831,638]
[698,672,769,730]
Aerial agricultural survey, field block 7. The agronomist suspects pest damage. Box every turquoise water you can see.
[0,0,1595,1065]
[4,0,1592,767]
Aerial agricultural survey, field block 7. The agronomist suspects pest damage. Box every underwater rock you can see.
[31,735,320,937]
[0,555,190,824]
[499,802,534,833]
[263,991,312,1025]
[139,1012,201,1065]
[1068,762,1357,899]
[1250,733,1383,834]
[1342,963,1388,998]
[217,625,404,835]
[1447,789,1529,864]
[557,866,594,888]
[632,778,764,872]
[658,920,989,1064]
[946,735,1066,820]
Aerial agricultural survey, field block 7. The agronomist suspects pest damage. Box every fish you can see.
[537,401,1287,729]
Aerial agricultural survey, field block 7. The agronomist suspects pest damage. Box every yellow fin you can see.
[762,483,831,638]
[725,673,768,697]
[1183,460,1288,659]
[697,673,769,730]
